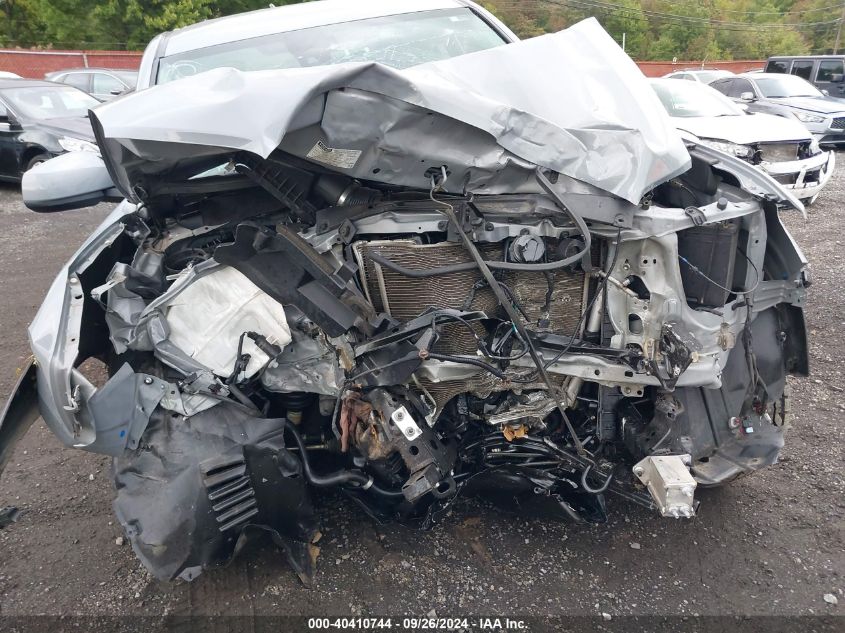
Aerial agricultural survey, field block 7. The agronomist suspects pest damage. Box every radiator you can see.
[353,239,585,354]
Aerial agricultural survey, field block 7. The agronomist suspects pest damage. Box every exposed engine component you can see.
[162,265,291,378]
[354,239,584,340]
[632,454,697,518]
[353,389,457,503]
[509,234,546,263]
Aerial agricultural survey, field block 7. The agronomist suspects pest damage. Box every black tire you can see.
[25,153,50,171]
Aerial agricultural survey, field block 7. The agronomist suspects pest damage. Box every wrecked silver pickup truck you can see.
[0,14,809,585]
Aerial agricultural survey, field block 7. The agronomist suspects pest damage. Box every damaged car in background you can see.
[0,10,809,585]
[651,78,835,205]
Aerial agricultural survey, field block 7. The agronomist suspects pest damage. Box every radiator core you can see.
[354,239,585,353]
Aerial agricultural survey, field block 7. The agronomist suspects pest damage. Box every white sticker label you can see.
[306,140,362,169]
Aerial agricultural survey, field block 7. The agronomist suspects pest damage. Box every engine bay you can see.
[23,148,809,583]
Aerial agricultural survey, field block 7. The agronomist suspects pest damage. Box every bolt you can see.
[633,466,645,477]
[394,410,405,421]
[69,278,79,285]
[143,377,153,385]
[682,486,694,496]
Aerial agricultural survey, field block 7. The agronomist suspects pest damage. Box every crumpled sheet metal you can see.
[92,18,689,205]
[82,363,167,456]
[261,326,344,397]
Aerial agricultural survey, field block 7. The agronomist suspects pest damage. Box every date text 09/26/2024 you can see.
[308,618,528,630]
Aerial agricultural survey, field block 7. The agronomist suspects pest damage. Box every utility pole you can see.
[835,2,845,54]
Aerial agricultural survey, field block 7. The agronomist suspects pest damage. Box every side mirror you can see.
[822,89,830,96]
[740,91,756,102]
[109,89,123,96]
[22,152,121,212]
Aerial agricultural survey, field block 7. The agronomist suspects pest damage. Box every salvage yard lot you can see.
[0,171,842,621]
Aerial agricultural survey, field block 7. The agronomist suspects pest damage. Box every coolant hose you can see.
[283,423,404,497]
[370,482,406,498]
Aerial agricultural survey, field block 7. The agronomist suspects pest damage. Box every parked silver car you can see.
[651,78,834,203]
[2,0,810,585]
[45,68,138,101]
[663,69,733,83]
[711,72,845,147]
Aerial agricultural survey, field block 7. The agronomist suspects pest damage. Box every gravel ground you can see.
[0,168,842,629]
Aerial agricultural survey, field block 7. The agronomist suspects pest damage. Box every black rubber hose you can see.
[284,423,405,497]
[370,482,406,498]
[366,251,479,278]
[363,170,591,278]
[285,423,369,487]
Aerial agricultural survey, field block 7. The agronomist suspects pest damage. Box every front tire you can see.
[25,154,50,171]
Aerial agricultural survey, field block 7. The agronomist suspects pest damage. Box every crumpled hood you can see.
[674,112,811,145]
[91,18,690,205]
[772,96,845,115]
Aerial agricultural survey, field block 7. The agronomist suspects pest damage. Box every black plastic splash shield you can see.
[113,404,319,584]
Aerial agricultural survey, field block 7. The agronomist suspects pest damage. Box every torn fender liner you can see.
[621,307,793,485]
[91,18,689,205]
[113,405,319,583]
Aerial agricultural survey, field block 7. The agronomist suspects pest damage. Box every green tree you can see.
[0,0,835,58]
[0,0,46,47]
[2,0,307,50]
